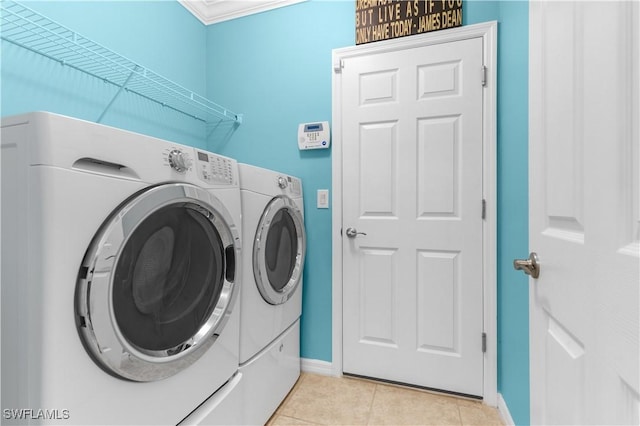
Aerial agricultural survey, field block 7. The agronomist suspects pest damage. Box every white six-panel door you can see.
[339,35,485,397]
[529,1,639,424]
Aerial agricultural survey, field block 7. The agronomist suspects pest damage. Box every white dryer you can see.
[237,163,306,425]
[1,112,243,425]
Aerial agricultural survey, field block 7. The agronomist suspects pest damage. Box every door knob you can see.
[513,252,540,279]
[345,227,367,238]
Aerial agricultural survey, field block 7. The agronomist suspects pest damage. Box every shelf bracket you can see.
[97,68,138,123]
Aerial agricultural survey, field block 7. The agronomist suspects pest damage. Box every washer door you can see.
[75,183,240,382]
[253,196,306,305]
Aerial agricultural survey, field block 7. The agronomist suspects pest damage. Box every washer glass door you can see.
[253,196,306,305]
[76,183,239,382]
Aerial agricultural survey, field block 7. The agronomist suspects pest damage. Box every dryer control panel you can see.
[195,150,235,185]
[278,175,302,197]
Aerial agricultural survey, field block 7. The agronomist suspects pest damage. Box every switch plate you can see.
[317,189,329,209]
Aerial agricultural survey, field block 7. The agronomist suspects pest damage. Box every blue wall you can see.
[495,2,530,423]
[206,1,530,424]
[1,1,530,424]
[205,0,355,364]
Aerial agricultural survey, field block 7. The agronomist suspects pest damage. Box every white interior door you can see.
[529,1,639,424]
[339,35,485,397]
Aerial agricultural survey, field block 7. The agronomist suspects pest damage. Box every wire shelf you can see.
[0,0,242,125]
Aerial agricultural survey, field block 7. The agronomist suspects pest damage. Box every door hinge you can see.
[334,59,344,73]
[481,66,487,87]
[482,332,487,353]
[481,199,486,220]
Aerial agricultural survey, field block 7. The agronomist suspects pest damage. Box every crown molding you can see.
[179,0,306,25]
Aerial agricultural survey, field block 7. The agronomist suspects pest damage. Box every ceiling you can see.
[179,0,306,25]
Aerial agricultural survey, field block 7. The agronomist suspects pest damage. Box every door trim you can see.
[331,21,498,405]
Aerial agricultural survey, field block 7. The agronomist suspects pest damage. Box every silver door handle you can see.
[345,227,367,238]
[513,252,540,279]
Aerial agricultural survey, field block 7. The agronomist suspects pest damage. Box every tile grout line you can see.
[270,373,306,423]
[284,413,323,425]
[365,383,379,426]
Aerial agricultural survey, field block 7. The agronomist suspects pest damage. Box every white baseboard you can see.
[300,358,336,376]
[497,393,515,426]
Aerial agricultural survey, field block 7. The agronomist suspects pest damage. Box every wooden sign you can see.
[356,0,463,45]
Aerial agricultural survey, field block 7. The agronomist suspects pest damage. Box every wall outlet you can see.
[317,189,329,209]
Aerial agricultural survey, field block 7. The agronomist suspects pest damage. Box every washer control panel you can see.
[195,150,235,185]
[168,149,190,173]
[163,147,193,174]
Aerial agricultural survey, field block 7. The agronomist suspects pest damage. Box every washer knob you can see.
[168,149,188,173]
[277,176,288,189]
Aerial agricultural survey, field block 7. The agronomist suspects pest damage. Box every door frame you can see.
[331,21,498,405]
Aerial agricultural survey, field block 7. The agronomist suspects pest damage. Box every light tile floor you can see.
[267,373,504,426]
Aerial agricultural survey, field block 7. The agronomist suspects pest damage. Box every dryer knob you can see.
[168,149,188,173]
[277,176,288,189]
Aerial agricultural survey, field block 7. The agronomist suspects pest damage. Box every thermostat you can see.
[298,121,330,150]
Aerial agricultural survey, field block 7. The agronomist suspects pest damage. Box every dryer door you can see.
[253,196,306,305]
[76,183,240,382]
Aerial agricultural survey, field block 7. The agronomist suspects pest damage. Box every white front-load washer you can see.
[1,112,243,425]
[237,163,306,425]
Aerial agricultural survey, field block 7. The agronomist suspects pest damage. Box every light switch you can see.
[317,189,329,209]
